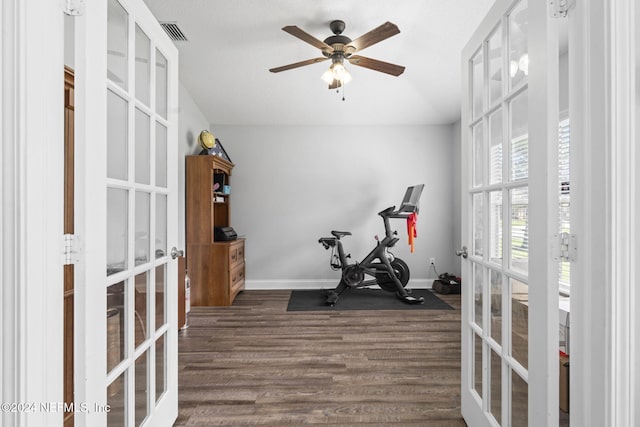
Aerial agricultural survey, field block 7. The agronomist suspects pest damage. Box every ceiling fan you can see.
[269,20,405,90]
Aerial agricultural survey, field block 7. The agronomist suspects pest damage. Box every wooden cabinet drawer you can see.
[229,262,245,287]
[229,262,245,300]
[229,240,244,267]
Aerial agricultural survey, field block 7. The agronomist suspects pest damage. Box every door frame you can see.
[1,0,65,425]
[569,0,639,425]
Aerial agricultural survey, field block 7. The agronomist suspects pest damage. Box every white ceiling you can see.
[143,0,494,126]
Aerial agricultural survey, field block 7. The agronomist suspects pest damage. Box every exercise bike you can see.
[318,185,425,306]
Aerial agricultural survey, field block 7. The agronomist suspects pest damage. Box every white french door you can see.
[74,0,179,426]
[460,1,559,426]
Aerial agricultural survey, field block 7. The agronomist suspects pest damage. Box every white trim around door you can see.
[569,0,639,424]
[1,0,65,426]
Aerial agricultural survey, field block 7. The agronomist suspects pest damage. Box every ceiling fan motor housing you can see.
[329,20,346,35]
[322,20,353,58]
[323,34,352,47]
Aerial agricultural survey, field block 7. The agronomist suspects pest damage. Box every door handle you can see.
[171,247,184,259]
[455,246,468,259]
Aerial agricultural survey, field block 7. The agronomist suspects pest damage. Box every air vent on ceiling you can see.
[160,22,188,42]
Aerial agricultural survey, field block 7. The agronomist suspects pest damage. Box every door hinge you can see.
[550,0,572,18]
[63,234,81,265]
[64,0,85,16]
[552,232,576,262]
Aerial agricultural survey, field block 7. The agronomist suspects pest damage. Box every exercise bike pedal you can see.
[397,293,425,304]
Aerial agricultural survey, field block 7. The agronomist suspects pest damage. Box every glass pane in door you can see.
[107,0,128,89]
[491,349,502,424]
[490,269,502,345]
[511,278,529,369]
[155,49,168,119]
[510,187,529,273]
[473,193,484,256]
[510,91,529,182]
[488,27,503,106]
[155,333,166,402]
[509,0,528,90]
[156,194,167,258]
[135,109,150,185]
[473,123,484,187]
[489,191,503,264]
[107,188,128,274]
[108,371,126,427]
[107,280,126,371]
[107,90,128,180]
[135,25,150,105]
[134,272,148,348]
[135,191,150,266]
[489,110,503,185]
[472,50,484,119]
[155,264,166,330]
[135,351,149,426]
[474,263,484,327]
[155,123,168,188]
[474,333,483,397]
[512,369,529,426]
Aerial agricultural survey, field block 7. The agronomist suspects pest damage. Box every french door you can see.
[74,0,179,425]
[460,1,559,426]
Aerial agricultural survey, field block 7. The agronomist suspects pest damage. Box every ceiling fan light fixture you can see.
[321,61,352,85]
[340,67,352,84]
[321,67,335,84]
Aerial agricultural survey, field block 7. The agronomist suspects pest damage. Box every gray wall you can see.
[212,125,458,286]
[177,82,210,251]
[452,120,462,276]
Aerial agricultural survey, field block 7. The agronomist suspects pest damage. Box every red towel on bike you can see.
[407,213,418,253]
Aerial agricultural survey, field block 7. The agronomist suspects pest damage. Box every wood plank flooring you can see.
[176,289,464,426]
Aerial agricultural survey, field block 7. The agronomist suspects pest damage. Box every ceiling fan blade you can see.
[348,55,405,76]
[347,22,400,52]
[269,57,328,73]
[282,25,333,52]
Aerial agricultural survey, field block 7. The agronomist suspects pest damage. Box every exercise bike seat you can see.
[331,230,352,239]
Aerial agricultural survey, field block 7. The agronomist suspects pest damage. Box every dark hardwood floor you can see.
[176,289,464,426]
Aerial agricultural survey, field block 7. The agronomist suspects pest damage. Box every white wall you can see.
[212,125,457,287]
[451,120,462,277]
[177,82,210,251]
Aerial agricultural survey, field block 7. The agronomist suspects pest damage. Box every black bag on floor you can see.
[432,273,461,295]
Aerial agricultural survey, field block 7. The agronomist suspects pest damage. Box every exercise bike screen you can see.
[398,184,424,213]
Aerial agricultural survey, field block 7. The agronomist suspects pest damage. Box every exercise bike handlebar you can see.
[378,202,419,217]
[376,206,412,240]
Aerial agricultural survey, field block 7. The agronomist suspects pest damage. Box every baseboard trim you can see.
[245,279,435,291]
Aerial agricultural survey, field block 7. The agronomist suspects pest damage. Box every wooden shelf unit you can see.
[186,155,245,306]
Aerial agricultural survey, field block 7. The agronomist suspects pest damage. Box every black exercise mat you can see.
[287,288,454,311]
